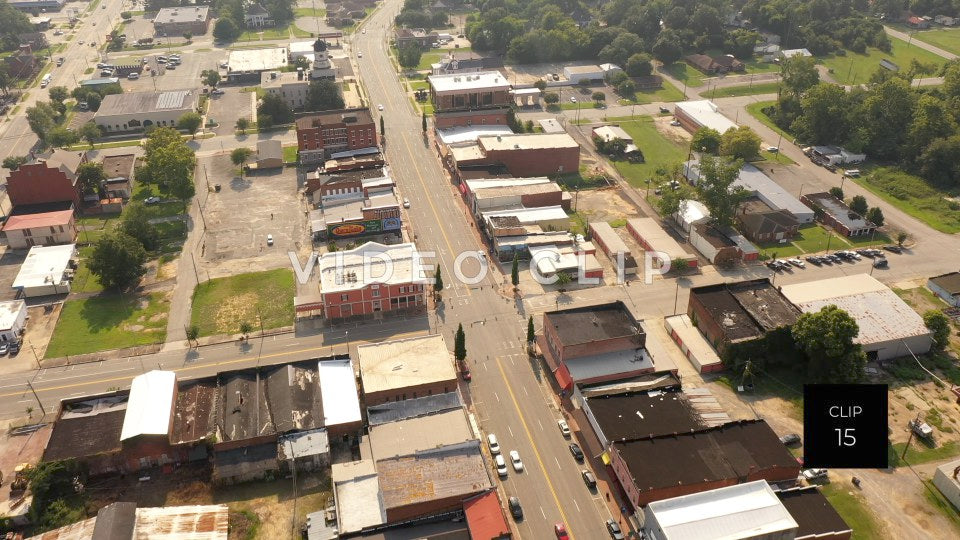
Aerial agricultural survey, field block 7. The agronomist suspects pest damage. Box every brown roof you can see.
[171,378,217,444]
[686,54,715,71]
[295,108,374,130]
[777,486,851,538]
[544,301,641,348]
[44,398,126,462]
[930,272,960,295]
[101,154,136,180]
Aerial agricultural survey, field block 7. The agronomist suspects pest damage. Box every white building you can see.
[674,199,710,233]
[933,459,960,511]
[120,370,176,442]
[563,64,604,84]
[780,48,812,58]
[12,244,76,297]
[225,47,289,81]
[0,300,27,343]
[674,100,738,135]
[781,274,933,361]
[95,89,199,133]
[664,314,722,373]
[261,70,310,110]
[928,272,960,307]
[643,480,799,540]
[685,161,815,223]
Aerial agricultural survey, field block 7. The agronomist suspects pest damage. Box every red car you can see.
[554,523,569,540]
[457,359,471,381]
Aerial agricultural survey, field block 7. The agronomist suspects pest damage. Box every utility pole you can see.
[25,380,46,418]
[28,344,41,371]
[256,307,265,366]
[190,252,201,284]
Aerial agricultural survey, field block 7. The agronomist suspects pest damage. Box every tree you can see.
[527,316,535,343]
[121,11,132,19]
[121,202,160,251]
[239,321,253,339]
[258,93,293,125]
[849,195,868,215]
[183,32,192,41]
[555,270,572,292]
[2,155,27,170]
[543,92,560,104]
[790,83,849,144]
[422,113,427,133]
[923,310,952,349]
[88,231,147,290]
[656,184,695,216]
[651,29,683,65]
[26,102,57,143]
[434,267,443,295]
[230,147,253,177]
[719,126,761,161]
[534,79,547,92]
[201,69,221,88]
[591,91,605,105]
[829,186,844,200]
[398,44,423,68]
[697,156,748,228]
[691,127,722,154]
[511,252,519,287]
[76,162,105,194]
[26,460,86,532]
[780,55,820,98]
[896,231,908,247]
[306,79,345,111]
[792,305,866,383]
[918,135,960,186]
[78,122,101,148]
[186,325,200,348]
[625,53,653,77]
[524,120,534,133]
[454,323,466,362]
[48,86,69,104]
[177,112,203,137]
[671,257,691,274]
[614,79,636,97]
[235,117,250,132]
[0,64,10,97]
[866,206,884,227]
[380,116,385,138]
[47,127,78,148]
[213,17,240,42]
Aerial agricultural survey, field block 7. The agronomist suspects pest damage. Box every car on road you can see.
[581,469,596,489]
[509,450,523,472]
[570,96,577,103]
[78,40,84,45]
[487,433,500,455]
[554,523,570,540]
[780,433,801,446]
[606,519,625,540]
[266,234,274,246]
[211,89,225,96]
[766,146,779,153]
[558,419,570,437]
[127,72,139,80]
[659,106,670,113]
[362,29,366,34]
[56,57,64,66]
[403,198,410,208]
[802,468,829,481]
[378,103,383,111]
[508,497,522,519]
[358,52,363,58]
[569,443,584,462]
[144,196,161,204]
[495,454,508,477]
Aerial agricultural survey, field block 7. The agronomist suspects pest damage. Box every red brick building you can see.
[316,242,426,320]
[358,335,457,405]
[296,108,378,165]
[434,108,510,129]
[448,133,580,179]
[429,71,513,129]
[6,150,85,208]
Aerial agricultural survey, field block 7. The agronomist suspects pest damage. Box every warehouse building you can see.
[674,100,738,135]
[95,89,199,133]
[153,6,211,36]
[12,244,76,297]
[928,271,960,307]
[225,47,289,82]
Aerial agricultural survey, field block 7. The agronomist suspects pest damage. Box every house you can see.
[295,108,378,164]
[688,278,800,355]
[153,6,211,36]
[313,242,427,320]
[100,154,135,199]
[935,15,957,26]
[737,196,800,243]
[394,28,438,48]
[592,125,640,156]
[357,335,456,405]
[1,202,77,249]
[6,149,85,208]
[933,458,960,511]
[780,48,812,59]
[255,140,283,169]
[685,54,744,74]
[690,222,741,265]
[95,89,200,133]
[673,199,710,233]
[430,52,503,76]
[928,272,960,307]
[781,274,933,361]
[3,45,37,79]
[12,244,76,297]
[17,32,48,50]
[907,16,930,29]
[801,192,877,237]
[244,3,274,27]
[0,300,27,343]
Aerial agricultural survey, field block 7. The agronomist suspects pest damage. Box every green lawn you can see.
[757,223,886,259]
[710,81,781,98]
[45,293,169,358]
[416,47,472,71]
[745,100,794,142]
[855,167,960,234]
[293,7,326,17]
[912,27,960,56]
[819,36,947,86]
[890,440,960,466]
[620,79,686,104]
[190,268,295,337]
[819,483,886,539]
[237,22,310,41]
[283,145,298,163]
[409,80,429,91]
[606,116,688,188]
[661,62,705,87]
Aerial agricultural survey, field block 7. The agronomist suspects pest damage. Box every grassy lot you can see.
[416,47,472,71]
[45,292,169,358]
[855,167,960,234]
[661,62,705,87]
[889,440,960,466]
[190,269,295,337]
[606,116,688,188]
[819,483,886,539]
[911,27,960,56]
[282,145,297,163]
[710,81,781,98]
[409,80,429,91]
[757,223,889,259]
[293,7,326,17]
[923,480,960,533]
[819,36,947,86]
[745,100,793,141]
[237,22,310,41]
[66,139,141,151]
[620,80,686,104]
[754,149,796,165]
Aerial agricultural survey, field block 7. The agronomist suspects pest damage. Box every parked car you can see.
[378,103,384,111]
[884,245,903,254]
[56,57,64,66]
[659,106,670,113]
[569,443,584,462]
[873,258,888,269]
[766,146,779,153]
[802,468,829,481]
[787,258,805,268]
[457,358,471,381]
[9,341,20,355]
[495,454,508,477]
[606,519,625,540]
[581,469,596,489]
[570,96,577,103]
[144,196,161,204]
[780,433,801,446]
[827,254,842,263]
[557,419,570,437]
[0,343,8,356]
[508,497,523,519]
[487,433,500,455]
[127,72,139,80]
[510,450,524,472]
[670,120,681,126]
[403,198,410,208]
[358,52,362,58]
[210,89,225,96]
[805,255,823,266]
[266,234,274,246]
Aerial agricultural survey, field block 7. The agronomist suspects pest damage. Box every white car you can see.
[509,450,523,472]
[487,433,500,455]
[127,72,140,80]
[358,52,363,58]
[266,234,274,246]
[362,29,366,34]
[802,468,828,481]
[495,454,508,477]
[403,198,410,208]
[378,103,384,111]
[558,419,570,437]
[570,96,577,103]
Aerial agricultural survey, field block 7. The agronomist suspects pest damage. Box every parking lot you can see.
[198,154,308,277]
[110,48,225,93]
[207,89,254,135]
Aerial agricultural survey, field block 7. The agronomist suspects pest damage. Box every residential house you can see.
[736,197,800,243]
[244,3,274,27]
[685,54,745,74]
[100,154,135,199]
[17,32,47,51]
[4,45,37,79]
[394,28,438,48]
[907,16,930,29]
[801,192,877,237]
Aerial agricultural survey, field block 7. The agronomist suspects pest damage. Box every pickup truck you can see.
[910,418,934,440]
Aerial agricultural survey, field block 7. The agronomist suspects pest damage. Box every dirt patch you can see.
[574,188,637,224]
[214,292,259,331]
[157,258,179,281]
[124,324,145,332]
[148,313,166,323]
[653,115,692,146]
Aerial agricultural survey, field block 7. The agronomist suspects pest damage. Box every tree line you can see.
[211,0,297,42]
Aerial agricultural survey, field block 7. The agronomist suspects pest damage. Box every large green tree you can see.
[177,112,203,137]
[791,83,849,145]
[397,44,423,68]
[26,102,58,143]
[76,162,106,194]
[691,127,722,154]
[696,156,748,228]
[78,122,102,148]
[258,93,293,125]
[213,17,241,42]
[88,231,148,290]
[306,79,345,112]
[0,1,34,52]
[780,55,820,98]
[120,202,161,251]
[792,305,866,383]
[719,126,761,161]
[201,69,221,88]
[923,310,952,349]
[231,147,253,177]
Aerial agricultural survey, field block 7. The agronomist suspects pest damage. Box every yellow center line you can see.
[495,355,575,539]
[365,36,471,297]
[0,329,426,398]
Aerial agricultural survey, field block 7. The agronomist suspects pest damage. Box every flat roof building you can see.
[95,89,199,133]
[357,335,457,405]
[801,192,876,237]
[686,161,814,223]
[368,408,473,461]
[153,6,211,36]
[226,47,289,81]
[674,100,738,135]
[933,458,960,514]
[12,243,76,297]
[776,486,853,540]
[781,274,932,361]
[332,459,386,535]
[929,271,960,307]
[0,299,27,343]
[295,108,378,164]
[664,314,723,373]
[626,218,698,269]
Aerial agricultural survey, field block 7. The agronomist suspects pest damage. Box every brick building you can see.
[801,192,877,237]
[429,71,512,128]
[6,149,85,208]
[296,108,378,165]
[447,133,580,179]
[737,197,800,243]
[357,335,458,405]
[153,6,211,37]
[315,242,427,320]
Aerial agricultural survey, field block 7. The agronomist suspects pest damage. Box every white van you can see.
[487,433,500,455]
[40,74,52,88]
[844,169,861,178]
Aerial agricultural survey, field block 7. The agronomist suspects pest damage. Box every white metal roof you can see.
[781,48,812,57]
[428,71,510,93]
[436,124,512,145]
[675,199,710,227]
[664,314,721,368]
[529,244,602,276]
[333,460,385,534]
[317,242,428,294]
[479,132,578,151]
[538,118,565,133]
[483,205,569,224]
[357,335,456,396]
[675,100,738,134]
[318,358,362,427]
[465,177,551,191]
[12,244,76,290]
[781,275,932,347]
[227,47,288,73]
[627,218,690,260]
[0,300,26,331]
[647,480,798,539]
[593,125,633,143]
[120,370,176,441]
